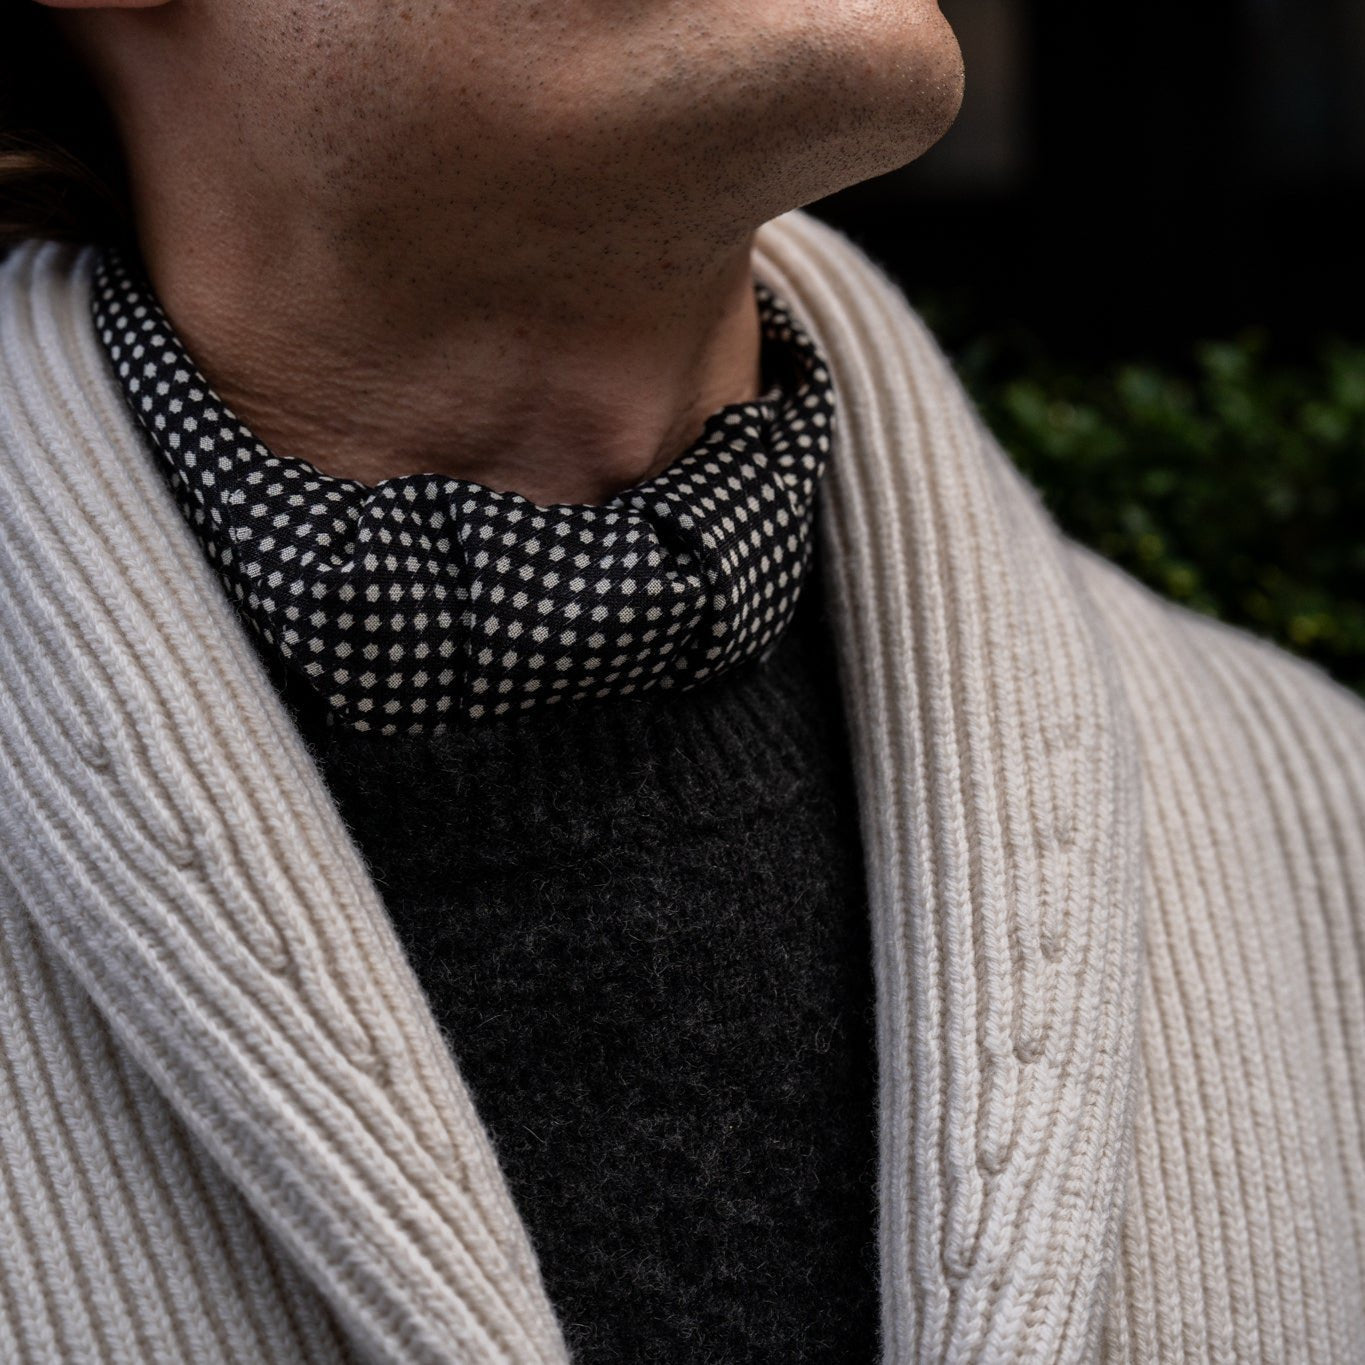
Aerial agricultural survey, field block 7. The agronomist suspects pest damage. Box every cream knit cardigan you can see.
[1,210,1362,1364]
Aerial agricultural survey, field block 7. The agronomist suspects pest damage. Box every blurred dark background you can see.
[809,0,1365,695]
[814,0,1365,361]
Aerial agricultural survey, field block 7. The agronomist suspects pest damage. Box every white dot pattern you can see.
[91,247,837,735]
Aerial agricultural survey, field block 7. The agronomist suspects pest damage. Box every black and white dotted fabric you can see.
[91,247,837,734]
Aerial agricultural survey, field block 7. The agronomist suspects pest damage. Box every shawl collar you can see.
[0,211,1145,1362]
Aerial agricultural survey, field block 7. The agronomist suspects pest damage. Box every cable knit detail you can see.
[754,215,1149,1361]
[1,212,1363,1362]
[1,242,567,1363]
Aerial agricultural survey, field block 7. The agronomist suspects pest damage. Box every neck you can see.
[131,217,765,507]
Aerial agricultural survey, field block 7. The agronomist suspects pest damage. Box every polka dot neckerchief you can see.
[90,246,837,734]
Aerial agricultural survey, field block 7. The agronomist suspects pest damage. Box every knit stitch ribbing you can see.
[1,242,568,1362]
[756,215,1147,1360]
[1,213,1363,1362]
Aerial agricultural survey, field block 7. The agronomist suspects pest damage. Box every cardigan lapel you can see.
[0,215,1145,1365]
[0,241,570,1364]
[753,213,1146,1361]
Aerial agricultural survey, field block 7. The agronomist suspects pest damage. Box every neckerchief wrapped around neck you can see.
[90,245,837,734]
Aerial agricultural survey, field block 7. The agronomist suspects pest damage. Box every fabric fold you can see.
[91,249,836,732]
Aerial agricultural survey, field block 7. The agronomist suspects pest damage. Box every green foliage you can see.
[948,329,1365,698]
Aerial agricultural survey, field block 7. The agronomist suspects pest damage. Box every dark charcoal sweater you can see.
[244,541,880,1364]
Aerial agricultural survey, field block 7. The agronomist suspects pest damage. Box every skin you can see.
[45,0,963,504]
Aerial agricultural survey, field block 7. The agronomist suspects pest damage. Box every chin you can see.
[735,2,966,220]
[833,3,965,182]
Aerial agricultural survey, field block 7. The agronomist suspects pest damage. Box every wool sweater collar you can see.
[0,211,1145,1361]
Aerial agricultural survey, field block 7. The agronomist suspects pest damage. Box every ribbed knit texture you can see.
[255,543,880,1363]
[2,211,1363,1362]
